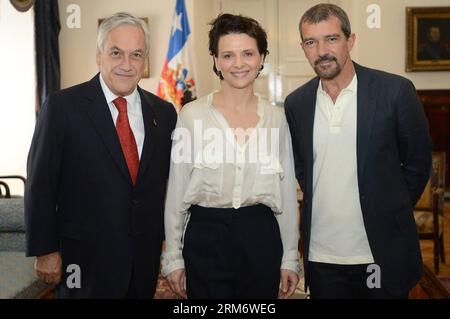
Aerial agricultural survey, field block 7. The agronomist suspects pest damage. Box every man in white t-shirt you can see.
[285,3,432,299]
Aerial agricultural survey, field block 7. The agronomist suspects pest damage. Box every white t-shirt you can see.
[309,75,374,265]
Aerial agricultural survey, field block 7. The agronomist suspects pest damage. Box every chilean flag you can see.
[157,0,197,110]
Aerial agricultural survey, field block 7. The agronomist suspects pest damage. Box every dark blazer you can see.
[284,63,432,296]
[25,74,177,298]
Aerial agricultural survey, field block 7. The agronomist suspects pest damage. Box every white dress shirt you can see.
[309,74,374,265]
[161,93,300,276]
[99,74,145,159]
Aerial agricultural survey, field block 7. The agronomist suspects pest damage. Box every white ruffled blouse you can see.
[161,93,300,276]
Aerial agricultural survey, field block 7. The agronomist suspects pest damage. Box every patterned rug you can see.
[154,276,179,299]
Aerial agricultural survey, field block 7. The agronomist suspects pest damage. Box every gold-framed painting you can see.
[10,0,34,12]
[406,7,450,72]
[98,17,150,78]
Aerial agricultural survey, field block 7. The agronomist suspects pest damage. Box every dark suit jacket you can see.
[284,63,432,296]
[25,74,177,298]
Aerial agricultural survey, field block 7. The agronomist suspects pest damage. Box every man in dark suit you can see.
[285,4,432,299]
[25,12,177,298]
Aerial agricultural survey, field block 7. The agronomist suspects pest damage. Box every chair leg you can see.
[434,239,440,274]
[440,235,446,263]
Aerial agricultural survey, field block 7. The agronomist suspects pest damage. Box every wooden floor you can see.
[419,200,450,277]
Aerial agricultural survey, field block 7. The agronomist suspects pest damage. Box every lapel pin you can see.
[153,119,157,126]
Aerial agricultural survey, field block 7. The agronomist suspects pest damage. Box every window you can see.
[0,1,36,195]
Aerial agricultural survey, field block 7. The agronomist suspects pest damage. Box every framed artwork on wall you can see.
[406,7,450,72]
[10,0,34,12]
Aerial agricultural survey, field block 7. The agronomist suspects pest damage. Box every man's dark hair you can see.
[208,13,269,79]
[299,3,352,41]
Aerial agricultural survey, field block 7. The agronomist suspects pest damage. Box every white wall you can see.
[0,0,35,195]
[58,0,450,96]
[338,0,450,89]
[191,0,217,96]
[58,0,215,96]
[1,0,449,194]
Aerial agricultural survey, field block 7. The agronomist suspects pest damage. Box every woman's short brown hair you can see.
[208,13,269,79]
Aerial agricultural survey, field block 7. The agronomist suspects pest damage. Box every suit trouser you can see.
[308,261,409,299]
[183,204,283,299]
[125,267,137,299]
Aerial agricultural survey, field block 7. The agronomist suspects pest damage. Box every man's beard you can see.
[313,54,341,79]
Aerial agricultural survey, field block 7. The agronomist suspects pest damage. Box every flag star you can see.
[171,12,183,36]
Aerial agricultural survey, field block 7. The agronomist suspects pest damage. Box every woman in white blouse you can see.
[162,13,299,299]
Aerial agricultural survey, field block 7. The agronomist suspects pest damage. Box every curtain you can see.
[34,0,61,115]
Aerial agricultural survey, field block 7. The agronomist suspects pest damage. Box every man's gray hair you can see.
[299,3,352,41]
[97,12,150,55]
